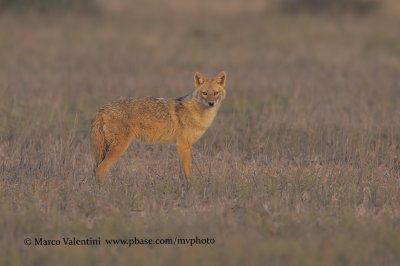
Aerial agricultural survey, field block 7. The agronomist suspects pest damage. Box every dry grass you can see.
[1,0,400,265]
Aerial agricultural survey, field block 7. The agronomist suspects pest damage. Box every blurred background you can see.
[1,0,400,265]
[1,0,399,128]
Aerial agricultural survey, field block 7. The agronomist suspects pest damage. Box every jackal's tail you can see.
[90,115,106,169]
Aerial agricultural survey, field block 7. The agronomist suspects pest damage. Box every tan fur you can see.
[91,71,227,183]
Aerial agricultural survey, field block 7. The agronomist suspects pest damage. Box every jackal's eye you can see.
[214,91,219,96]
[202,91,207,96]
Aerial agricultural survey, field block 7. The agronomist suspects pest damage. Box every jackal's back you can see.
[93,97,179,144]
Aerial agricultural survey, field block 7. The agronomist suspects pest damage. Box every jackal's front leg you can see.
[177,143,191,181]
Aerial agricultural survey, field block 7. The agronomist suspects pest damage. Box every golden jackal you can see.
[91,71,226,183]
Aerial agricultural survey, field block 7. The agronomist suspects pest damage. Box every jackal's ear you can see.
[194,72,207,88]
[214,71,226,87]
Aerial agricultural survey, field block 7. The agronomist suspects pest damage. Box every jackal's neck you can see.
[191,98,220,127]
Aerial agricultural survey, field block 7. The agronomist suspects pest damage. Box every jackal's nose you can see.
[208,102,215,107]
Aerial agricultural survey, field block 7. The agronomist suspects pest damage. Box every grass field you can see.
[1,0,400,265]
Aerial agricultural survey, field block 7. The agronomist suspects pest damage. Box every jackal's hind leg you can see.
[96,139,130,183]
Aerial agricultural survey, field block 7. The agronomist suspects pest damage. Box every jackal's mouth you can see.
[201,99,217,108]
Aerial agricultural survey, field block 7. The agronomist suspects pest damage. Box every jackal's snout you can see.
[206,93,216,107]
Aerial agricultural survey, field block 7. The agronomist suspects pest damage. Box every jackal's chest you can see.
[188,109,218,140]
[198,108,219,128]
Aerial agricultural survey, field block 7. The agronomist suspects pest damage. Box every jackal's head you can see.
[193,71,226,108]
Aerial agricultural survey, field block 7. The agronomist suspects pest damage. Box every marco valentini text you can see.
[33,237,101,246]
